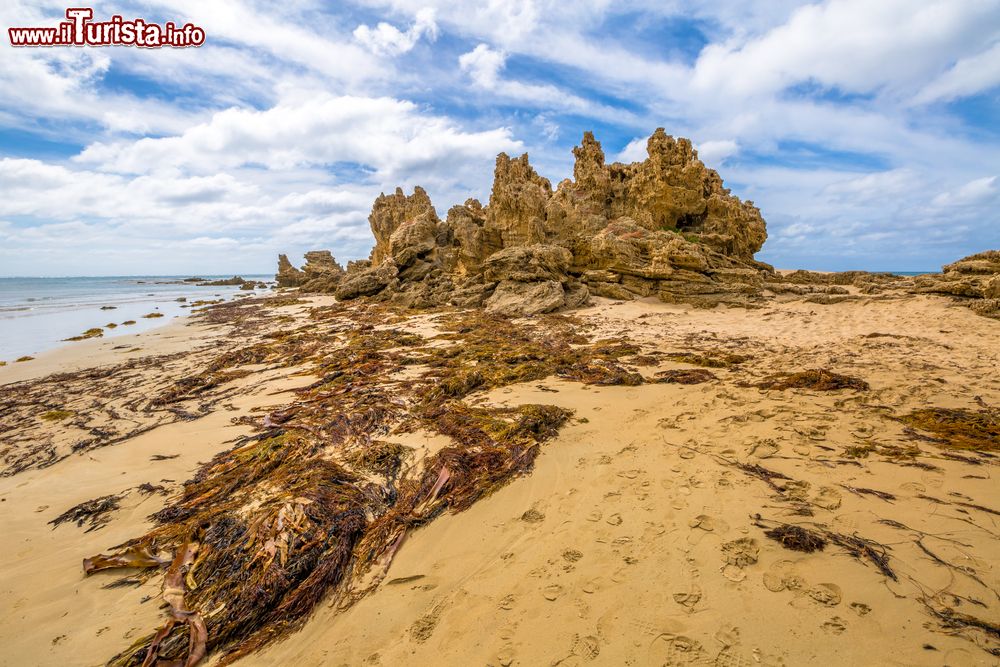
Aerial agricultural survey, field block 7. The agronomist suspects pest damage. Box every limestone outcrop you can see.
[909,250,1000,318]
[277,128,775,314]
[276,255,306,288]
[276,251,346,291]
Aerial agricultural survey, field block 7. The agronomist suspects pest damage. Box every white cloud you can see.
[697,140,739,166]
[691,0,1000,100]
[914,41,1000,104]
[457,44,636,123]
[931,176,998,207]
[459,43,507,88]
[617,138,647,163]
[76,95,521,185]
[354,7,438,56]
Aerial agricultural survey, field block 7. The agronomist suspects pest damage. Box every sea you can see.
[0,270,936,362]
[0,275,272,361]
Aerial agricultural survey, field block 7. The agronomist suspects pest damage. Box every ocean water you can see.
[0,275,272,361]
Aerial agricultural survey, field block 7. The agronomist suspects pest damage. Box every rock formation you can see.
[277,128,774,315]
[910,250,1000,318]
[276,254,306,288]
[275,251,345,291]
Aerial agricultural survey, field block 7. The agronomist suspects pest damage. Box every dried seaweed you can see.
[653,369,716,384]
[840,484,896,502]
[735,462,791,492]
[755,517,896,580]
[762,524,826,552]
[49,493,123,532]
[74,301,637,665]
[752,368,869,391]
[900,407,999,452]
[663,351,749,368]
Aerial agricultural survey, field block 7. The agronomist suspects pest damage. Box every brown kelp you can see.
[79,302,647,665]
[752,368,869,391]
[900,407,999,452]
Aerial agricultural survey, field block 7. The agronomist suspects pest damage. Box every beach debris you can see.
[653,368,716,384]
[755,516,896,580]
[761,524,827,553]
[49,493,123,532]
[100,305,117,310]
[40,410,74,421]
[900,407,999,452]
[142,312,164,319]
[15,356,34,362]
[63,327,105,341]
[751,368,869,391]
[663,351,749,368]
[839,484,896,502]
[734,462,791,492]
[122,320,137,325]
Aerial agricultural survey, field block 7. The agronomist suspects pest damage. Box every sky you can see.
[1,1,998,276]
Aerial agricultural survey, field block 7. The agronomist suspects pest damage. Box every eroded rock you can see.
[277,128,776,312]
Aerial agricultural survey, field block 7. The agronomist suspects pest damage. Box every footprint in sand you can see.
[409,610,440,643]
[672,584,703,610]
[571,634,601,661]
[586,509,603,522]
[849,602,871,616]
[762,560,806,593]
[813,486,842,510]
[720,538,759,582]
[689,514,723,531]
[498,594,516,610]
[543,583,565,601]
[748,439,780,459]
[821,616,847,635]
[781,480,811,502]
[807,583,843,606]
[562,549,584,563]
[714,624,741,648]
[606,513,623,526]
[647,633,707,665]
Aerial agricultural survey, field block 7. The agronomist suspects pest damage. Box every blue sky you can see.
[1,0,998,275]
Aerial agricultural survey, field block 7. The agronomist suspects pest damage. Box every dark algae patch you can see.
[762,524,827,553]
[751,368,869,391]
[50,493,123,532]
[900,407,999,452]
[653,368,716,384]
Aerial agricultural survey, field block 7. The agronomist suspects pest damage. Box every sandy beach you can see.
[1,288,997,666]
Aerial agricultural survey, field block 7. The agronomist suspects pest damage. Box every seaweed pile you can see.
[0,295,291,477]
[751,368,869,391]
[79,301,651,666]
[900,407,999,452]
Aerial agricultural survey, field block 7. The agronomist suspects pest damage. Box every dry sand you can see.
[1,292,998,666]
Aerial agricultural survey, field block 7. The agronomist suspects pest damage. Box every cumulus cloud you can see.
[690,0,1000,100]
[459,43,507,88]
[354,8,438,56]
[617,138,647,163]
[76,95,521,184]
